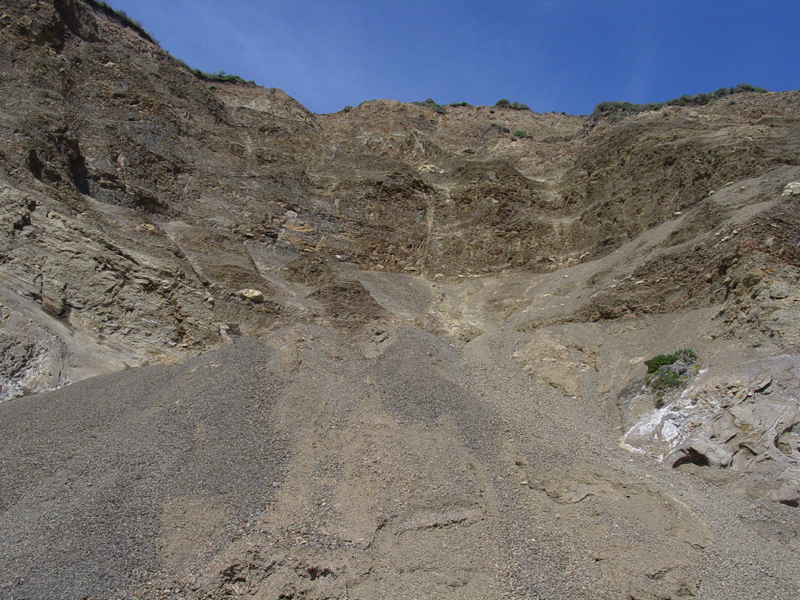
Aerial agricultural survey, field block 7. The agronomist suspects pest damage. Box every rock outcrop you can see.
[622,356,800,506]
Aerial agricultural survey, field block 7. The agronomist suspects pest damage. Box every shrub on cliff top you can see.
[172,59,254,85]
[413,99,449,114]
[86,0,159,45]
[495,99,530,110]
[592,84,768,122]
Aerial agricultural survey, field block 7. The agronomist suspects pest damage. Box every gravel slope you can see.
[2,276,799,599]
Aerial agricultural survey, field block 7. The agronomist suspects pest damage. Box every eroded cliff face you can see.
[2,3,800,599]
[3,1,799,393]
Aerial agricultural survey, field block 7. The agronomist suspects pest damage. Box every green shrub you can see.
[193,70,253,85]
[173,59,253,85]
[448,101,471,107]
[644,349,698,406]
[86,0,159,45]
[730,83,767,94]
[591,84,768,122]
[494,99,530,110]
[513,130,527,138]
[413,98,448,114]
[645,349,696,374]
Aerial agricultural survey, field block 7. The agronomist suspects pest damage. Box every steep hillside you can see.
[1,2,800,599]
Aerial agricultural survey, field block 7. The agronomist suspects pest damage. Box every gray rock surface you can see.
[622,356,800,505]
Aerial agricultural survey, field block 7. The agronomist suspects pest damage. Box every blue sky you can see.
[106,1,800,115]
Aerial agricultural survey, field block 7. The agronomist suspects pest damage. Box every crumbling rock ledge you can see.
[622,355,800,506]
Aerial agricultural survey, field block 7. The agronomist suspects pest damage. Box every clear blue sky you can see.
[105,0,800,115]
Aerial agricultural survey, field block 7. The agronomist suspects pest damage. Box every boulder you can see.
[236,289,265,303]
[781,181,800,196]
